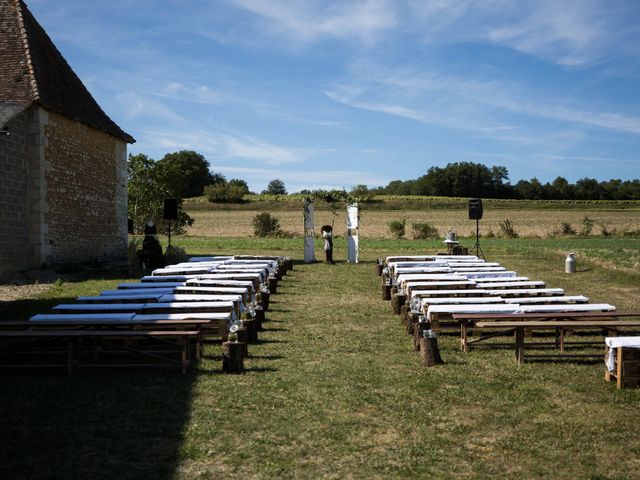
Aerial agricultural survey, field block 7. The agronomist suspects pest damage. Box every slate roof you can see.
[0,0,134,143]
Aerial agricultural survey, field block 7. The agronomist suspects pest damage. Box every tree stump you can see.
[419,336,444,367]
[400,305,410,326]
[285,259,293,271]
[268,277,277,294]
[376,263,384,276]
[381,283,391,301]
[244,318,258,343]
[261,291,271,311]
[391,293,400,314]
[236,327,249,357]
[222,341,244,373]
[255,307,265,329]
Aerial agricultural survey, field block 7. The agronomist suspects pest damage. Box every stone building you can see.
[0,0,134,273]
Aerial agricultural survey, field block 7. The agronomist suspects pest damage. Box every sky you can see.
[27,0,640,193]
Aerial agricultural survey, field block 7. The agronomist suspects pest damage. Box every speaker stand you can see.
[165,219,176,257]
[473,219,485,260]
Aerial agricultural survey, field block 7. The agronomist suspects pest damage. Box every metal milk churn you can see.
[565,252,576,273]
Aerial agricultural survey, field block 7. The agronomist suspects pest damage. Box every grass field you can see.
[1,237,639,479]
[185,208,640,239]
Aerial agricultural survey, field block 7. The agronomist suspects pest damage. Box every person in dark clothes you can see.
[321,225,334,264]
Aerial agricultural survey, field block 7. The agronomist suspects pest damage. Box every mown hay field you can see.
[185,208,640,239]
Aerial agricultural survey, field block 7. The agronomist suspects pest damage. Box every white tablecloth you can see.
[605,337,640,371]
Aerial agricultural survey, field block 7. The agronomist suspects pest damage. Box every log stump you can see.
[244,318,258,343]
[419,336,444,367]
[391,293,400,314]
[400,305,410,326]
[222,341,244,373]
[285,259,293,271]
[376,263,384,276]
[261,291,271,311]
[268,277,277,294]
[236,328,249,357]
[381,283,391,301]
[255,307,265,329]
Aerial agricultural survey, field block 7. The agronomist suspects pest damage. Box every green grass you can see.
[1,237,639,479]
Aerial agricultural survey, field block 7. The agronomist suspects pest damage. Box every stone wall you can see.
[0,106,127,273]
[43,110,127,265]
[0,108,29,273]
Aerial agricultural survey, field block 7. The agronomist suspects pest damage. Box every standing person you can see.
[321,225,334,264]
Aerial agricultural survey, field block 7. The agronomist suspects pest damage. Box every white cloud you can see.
[230,0,397,43]
[134,127,306,166]
[325,62,640,137]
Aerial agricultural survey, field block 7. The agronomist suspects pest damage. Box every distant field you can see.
[185,208,640,239]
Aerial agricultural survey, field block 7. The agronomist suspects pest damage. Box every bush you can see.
[600,223,615,236]
[205,183,246,203]
[560,221,576,235]
[388,218,406,239]
[411,222,439,239]
[498,218,519,238]
[252,212,282,237]
[580,216,594,236]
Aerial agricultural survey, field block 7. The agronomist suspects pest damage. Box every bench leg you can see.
[181,337,188,375]
[559,328,565,353]
[515,327,525,365]
[616,347,623,389]
[461,321,468,352]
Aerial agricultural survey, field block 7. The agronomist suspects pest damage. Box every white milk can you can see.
[565,252,576,273]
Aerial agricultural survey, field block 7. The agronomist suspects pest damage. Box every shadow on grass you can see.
[0,368,195,480]
[0,296,77,321]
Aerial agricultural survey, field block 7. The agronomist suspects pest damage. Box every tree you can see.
[263,178,287,195]
[156,150,214,198]
[228,178,250,196]
[127,153,194,234]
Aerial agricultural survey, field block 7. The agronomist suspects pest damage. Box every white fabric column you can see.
[347,202,359,264]
[303,199,315,263]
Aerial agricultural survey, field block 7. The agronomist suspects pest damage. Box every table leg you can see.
[515,327,525,365]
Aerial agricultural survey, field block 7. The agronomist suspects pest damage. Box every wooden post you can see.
[419,336,444,367]
[222,341,244,373]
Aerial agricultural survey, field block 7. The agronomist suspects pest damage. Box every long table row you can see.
[377,254,639,380]
[0,255,292,374]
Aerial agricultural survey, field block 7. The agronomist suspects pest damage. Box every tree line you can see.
[127,150,288,234]
[370,162,640,200]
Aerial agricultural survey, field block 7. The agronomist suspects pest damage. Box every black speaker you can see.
[163,198,178,220]
[468,198,483,220]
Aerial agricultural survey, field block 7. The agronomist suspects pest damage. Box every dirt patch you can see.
[0,270,66,302]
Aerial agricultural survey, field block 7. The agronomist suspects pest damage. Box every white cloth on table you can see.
[504,295,589,304]
[411,289,491,298]
[426,304,521,320]
[419,296,504,308]
[605,337,640,372]
[518,303,615,313]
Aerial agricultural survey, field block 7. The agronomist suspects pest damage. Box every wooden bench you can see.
[455,312,639,353]
[605,341,640,389]
[0,330,198,374]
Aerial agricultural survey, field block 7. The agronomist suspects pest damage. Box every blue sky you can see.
[28,0,640,193]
